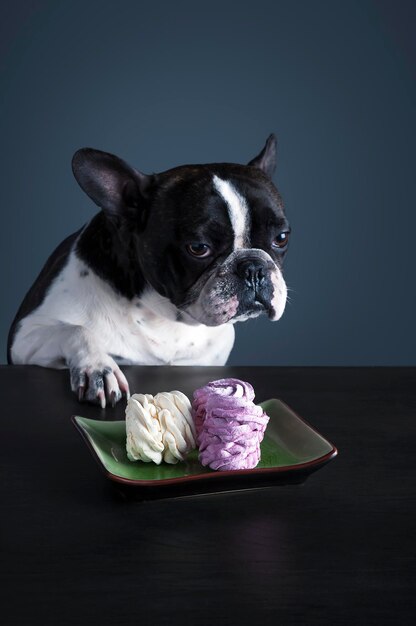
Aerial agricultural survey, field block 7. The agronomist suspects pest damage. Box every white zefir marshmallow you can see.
[126,390,196,464]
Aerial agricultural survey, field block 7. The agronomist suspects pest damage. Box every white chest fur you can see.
[12,252,235,367]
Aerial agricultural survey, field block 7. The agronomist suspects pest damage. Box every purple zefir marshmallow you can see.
[192,378,255,442]
[192,378,269,471]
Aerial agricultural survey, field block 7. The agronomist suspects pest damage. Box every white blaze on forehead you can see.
[213,175,249,249]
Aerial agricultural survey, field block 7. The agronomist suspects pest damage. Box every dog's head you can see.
[72,135,290,326]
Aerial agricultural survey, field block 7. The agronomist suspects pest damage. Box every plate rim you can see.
[71,398,338,486]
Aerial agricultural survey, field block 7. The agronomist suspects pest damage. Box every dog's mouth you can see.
[255,297,276,320]
[231,298,273,323]
[236,288,272,316]
[177,262,281,326]
[180,294,275,327]
[249,299,267,314]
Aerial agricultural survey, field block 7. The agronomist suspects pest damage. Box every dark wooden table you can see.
[1,365,415,625]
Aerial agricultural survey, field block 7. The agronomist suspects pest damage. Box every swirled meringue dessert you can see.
[126,390,196,464]
[192,378,269,471]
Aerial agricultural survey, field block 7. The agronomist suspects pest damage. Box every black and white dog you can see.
[8,135,290,407]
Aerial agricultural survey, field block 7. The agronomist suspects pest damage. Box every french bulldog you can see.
[8,135,290,407]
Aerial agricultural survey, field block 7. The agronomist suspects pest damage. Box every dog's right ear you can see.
[72,148,153,215]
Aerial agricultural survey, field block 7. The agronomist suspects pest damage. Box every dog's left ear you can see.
[72,148,153,216]
[247,134,277,178]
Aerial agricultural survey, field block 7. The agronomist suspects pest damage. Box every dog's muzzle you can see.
[234,255,275,317]
[181,248,287,326]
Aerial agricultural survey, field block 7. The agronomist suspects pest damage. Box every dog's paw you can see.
[70,360,130,408]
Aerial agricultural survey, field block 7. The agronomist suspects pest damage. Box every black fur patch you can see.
[75,213,146,300]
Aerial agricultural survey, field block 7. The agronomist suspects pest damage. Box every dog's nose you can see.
[236,258,267,289]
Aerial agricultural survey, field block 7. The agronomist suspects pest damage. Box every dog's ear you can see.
[72,148,153,215]
[247,134,277,178]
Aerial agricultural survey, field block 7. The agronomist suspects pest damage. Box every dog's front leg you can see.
[12,322,130,407]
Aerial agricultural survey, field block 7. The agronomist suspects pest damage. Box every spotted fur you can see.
[11,248,235,368]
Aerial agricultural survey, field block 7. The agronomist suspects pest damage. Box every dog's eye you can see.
[186,243,211,258]
[272,232,290,249]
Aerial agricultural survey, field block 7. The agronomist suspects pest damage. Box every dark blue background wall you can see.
[1,0,415,365]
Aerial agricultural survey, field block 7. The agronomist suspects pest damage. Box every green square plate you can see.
[72,399,337,498]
